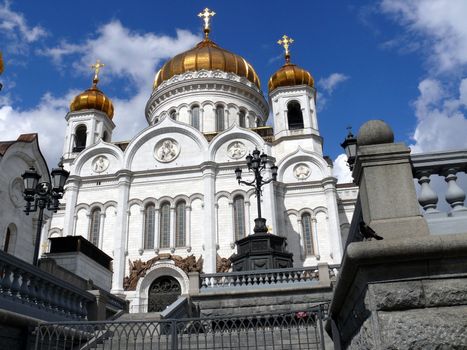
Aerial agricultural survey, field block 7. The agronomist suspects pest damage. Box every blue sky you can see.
[1,0,467,181]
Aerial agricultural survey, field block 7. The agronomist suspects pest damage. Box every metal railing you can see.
[34,304,328,349]
[411,150,467,234]
[0,250,94,321]
[200,266,320,290]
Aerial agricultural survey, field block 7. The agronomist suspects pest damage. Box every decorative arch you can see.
[134,262,189,313]
[72,140,124,176]
[48,227,63,238]
[3,223,17,254]
[276,147,329,182]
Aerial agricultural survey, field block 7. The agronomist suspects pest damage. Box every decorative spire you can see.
[198,7,216,39]
[91,59,105,86]
[277,35,294,63]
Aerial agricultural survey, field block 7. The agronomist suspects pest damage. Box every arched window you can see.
[191,105,200,130]
[3,224,16,253]
[239,110,246,128]
[216,105,225,131]
[89,208,101,246]
[74,125,87,152]
[159,202,170,248]
[102,131,110,142]
[287,101,304,130]
[144,204,156,249]
[175,201,186,247]
[301,213,314,256]
[233,196,245,240]
[169,110,176,120]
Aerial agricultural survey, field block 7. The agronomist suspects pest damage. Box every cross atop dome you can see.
[277,35,294,63]
[91,59,105,86]
[198,7,216,39]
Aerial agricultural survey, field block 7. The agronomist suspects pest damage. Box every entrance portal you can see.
[148,275,181,312]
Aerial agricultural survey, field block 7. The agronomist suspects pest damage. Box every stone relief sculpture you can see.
[227,141,246,159]
[123,254,203,291]
[9,178,24,207]
[92,155,109,173]
[155,139,180,162]
[294,163,311,180]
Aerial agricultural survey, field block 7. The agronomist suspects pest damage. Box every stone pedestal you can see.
[230,218,293,271]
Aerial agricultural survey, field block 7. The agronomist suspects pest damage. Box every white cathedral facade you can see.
[46,11,357,310]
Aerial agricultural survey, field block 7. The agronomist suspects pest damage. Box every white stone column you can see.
[170,206,176,252]
[228,201,235,247]
[201,163,216,273]
[225,109,230,128]
[313,217,320,259]
[63,177,80,236]
[297,216,305,260]
[199,107,204,132]
[262,168,276,234]
[322,177,343,262]
[98,212,106,249]
[214,203,219,247]
[186,206,192,251]
[139,208,145,254]
[244,201,251,235]
[154,208,160,252]
[112,170,132,294]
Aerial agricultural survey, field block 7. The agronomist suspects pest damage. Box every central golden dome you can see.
[153,39,261,90]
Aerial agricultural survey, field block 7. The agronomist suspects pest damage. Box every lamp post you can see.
[234,149,278,233]
[21,162,69,265]
[340,127,358,170]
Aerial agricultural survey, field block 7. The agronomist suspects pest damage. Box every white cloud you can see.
[0,1,46,45]
[410,78,467,153]
[40,21,200,84]
[381,0,467,73]
[316,72,349,111]
[333,154,353,184]
[318,73,349,94]
[1,21,200,166]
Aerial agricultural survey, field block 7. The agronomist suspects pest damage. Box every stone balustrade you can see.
[411,150,467,235]
[199,265,323,290]
[0,250,95,321]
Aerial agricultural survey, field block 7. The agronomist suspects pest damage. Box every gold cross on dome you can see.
[91,59,105,83]
[277,35,294,61]
[198,7,216,38]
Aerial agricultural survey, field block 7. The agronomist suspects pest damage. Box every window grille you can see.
[239,110,246,127]
[302,213,314,256]
[175,201,186,247]
[160,203,170,248]
[191,106,200,130]
[89,208,101,246]
[233,196,245,240]
[144,204,156,249]
[216,106,225,131]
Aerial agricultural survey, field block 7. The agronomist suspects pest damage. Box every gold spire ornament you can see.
[277,35,294,63]
[91,59,105,85]
[198,7,216,38]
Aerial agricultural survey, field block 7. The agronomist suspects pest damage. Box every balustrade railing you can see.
[35,304,328,350]
[411,150,467,234]
[200,266,320,290]
[0,250,94,321]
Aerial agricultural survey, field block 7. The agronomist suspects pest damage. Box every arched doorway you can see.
[148,276,181,312]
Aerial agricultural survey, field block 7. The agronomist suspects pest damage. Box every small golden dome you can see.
[70,79,114,119]
[153,39,261,90]
[268,63,314,92]
[268,34,314,92]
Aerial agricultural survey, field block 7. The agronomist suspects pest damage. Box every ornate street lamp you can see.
[22,161,69,265]
[234,148,278,233]
[340,127,358,170]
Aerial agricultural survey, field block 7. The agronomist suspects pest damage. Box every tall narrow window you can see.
[144,204,156,249]
[191,105,200,130]
[301,213,314,256]
[4,227,11,252]
[74,125,87,152]
[89,208,101,246]
[233,196,245,240]
[239,110,246,128]
[103,131,110,142]
[287,101,304,130]
[169,110,176,120]
[175,201,186,247]
[216,105,225,131]
[159,202,170,248]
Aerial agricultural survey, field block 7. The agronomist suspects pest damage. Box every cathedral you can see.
[47,8,357,311]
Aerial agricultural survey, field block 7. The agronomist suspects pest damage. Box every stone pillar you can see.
[201,163,217,273]
[154,208,160,252]
[63,177,80,236]
[186,206,192,251]
[244,200,251,236]
[352,120,429,239]
[169,206,176,252]
[322,177,343,261]
[98,212,106,249]
[112,170,132,294]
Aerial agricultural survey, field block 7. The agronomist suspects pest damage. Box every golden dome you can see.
[153,39,261,90]
[268,34,314,92]
[268,62,314,92]
[70,79,114,119]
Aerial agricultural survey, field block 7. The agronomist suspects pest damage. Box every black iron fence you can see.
[34,304,327,349]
